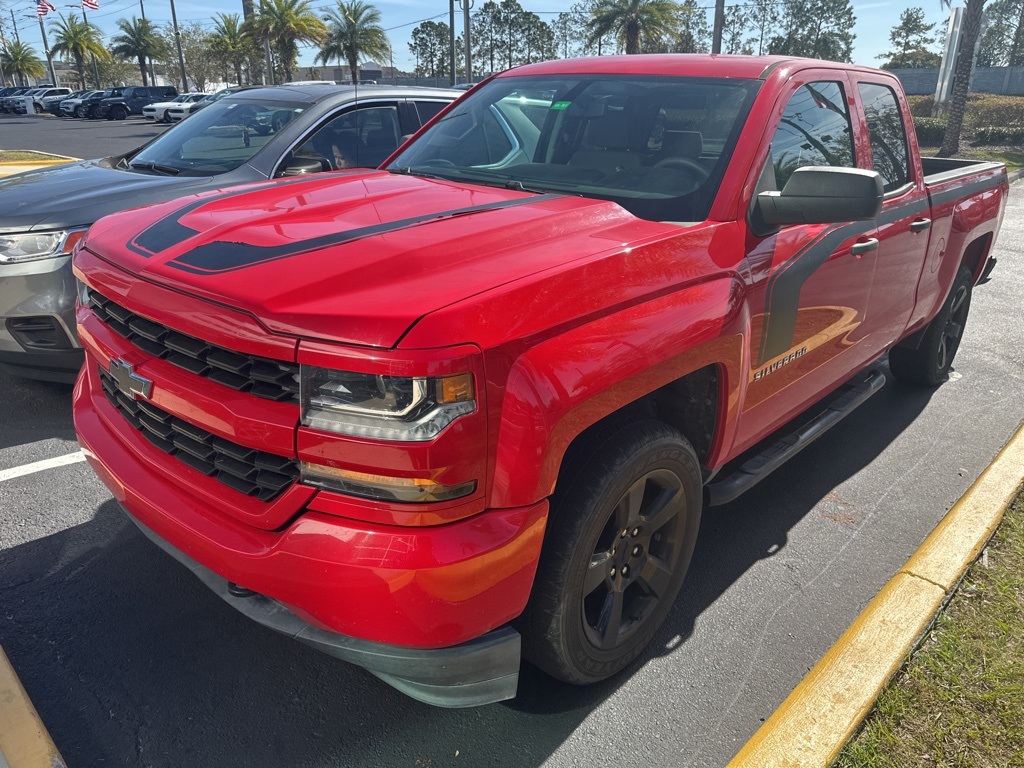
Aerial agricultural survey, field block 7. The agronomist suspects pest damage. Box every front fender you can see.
[489,276,745,509]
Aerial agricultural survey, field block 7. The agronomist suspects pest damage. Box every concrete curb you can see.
[0,646,67,768]
[726,422,1024,768]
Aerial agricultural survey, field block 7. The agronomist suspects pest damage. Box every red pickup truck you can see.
[72,55,1008,707]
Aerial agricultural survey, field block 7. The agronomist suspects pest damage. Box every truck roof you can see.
[500,54,894,81]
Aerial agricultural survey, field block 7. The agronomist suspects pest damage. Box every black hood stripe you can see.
[167,194,561,275]
[125,174,369,258]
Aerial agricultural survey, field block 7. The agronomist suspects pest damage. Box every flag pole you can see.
[36,9,58,85]
[80,4,101,88]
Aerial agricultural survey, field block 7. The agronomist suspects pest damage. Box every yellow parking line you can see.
[727,422,1024,768]
[0,646,66,768]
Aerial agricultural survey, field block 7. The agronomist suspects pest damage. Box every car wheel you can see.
[161,109,171,123]
[75,105,85,118]
[889,265,973,386]
[518,419,702,684]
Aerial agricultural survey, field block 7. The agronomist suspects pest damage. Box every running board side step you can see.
[705,369,886,507]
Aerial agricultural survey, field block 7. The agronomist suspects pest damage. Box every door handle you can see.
[851,238,879,257]
[910,218,932,233]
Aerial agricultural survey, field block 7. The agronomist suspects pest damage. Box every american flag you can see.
[36,0,56,16]
[82,0,99,9]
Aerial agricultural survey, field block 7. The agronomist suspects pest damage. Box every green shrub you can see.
[914,117,947,146]
[907,95,935,118]
[970,124,1024,145]
[961,94,1024,131]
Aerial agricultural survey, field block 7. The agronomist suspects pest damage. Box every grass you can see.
[834,491,1024,768]
[0,150,69,163]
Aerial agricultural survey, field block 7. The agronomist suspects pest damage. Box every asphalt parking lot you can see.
[0,112,169,159]
[0,114,1022,766]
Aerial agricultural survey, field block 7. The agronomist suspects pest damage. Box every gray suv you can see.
[0,84,460,382]
[98,85,178,120]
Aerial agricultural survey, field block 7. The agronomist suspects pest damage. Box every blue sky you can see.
[2,0,955,78]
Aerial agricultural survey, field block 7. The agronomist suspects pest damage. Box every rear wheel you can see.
[889,265,973,386]
[518,420,702,684]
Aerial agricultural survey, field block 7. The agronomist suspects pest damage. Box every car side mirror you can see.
[751,167,884,237]
[275,155,330,178]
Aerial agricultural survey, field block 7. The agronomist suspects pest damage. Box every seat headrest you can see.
[586,113,633,150]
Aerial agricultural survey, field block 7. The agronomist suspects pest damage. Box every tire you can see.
[111,106,128,121]
[889,265,973,386]
[75,105,86,118]
[161,109,171,123]
[518,419,703,685]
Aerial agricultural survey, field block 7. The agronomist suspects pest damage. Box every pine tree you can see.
[878,7,942,68]
[767,0,856,62]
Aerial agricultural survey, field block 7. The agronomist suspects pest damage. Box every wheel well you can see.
[961,233,993,282]
[555,365,720,495]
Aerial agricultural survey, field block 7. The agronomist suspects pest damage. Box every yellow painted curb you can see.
[0,646,66,768]
[727,421,1024,768]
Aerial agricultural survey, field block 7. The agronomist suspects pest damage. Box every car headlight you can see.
[300,367,476,442]
[0,229,89,264]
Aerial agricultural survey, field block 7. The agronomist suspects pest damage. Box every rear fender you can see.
[489,276,745,509]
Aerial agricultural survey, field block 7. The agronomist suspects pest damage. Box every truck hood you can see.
[0,160,215,232]
[84,170,647,348]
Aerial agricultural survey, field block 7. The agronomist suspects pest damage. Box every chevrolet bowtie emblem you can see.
[108,358,153,400]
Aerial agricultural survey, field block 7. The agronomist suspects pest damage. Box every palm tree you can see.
[938,0,987,156]
[587,0,682,54]
[210,13,252,85]
[110,18,170,86]
[50,14,108,90]
[316,0,390,84]
[0,41,45,86]
[244,0,327,83]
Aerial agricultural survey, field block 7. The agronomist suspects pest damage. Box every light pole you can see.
[168,0,187,90]
[711,0,724,54]
[448,0,455,86]
[137,0,155,85]
[460,0,471,85]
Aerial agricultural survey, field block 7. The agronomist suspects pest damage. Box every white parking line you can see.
[0,452,86,484]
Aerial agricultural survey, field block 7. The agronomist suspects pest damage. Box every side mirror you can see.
[752,167,883,236]
[275,155,330,178]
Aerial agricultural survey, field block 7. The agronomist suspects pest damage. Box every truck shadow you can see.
[0,372,76,451]
[0,371,937,767]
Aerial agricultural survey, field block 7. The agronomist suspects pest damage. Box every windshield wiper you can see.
[128,161,180,176]
[504,180,545,194]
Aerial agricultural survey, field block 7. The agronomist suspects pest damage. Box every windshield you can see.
[128,97,304,176]
[388,74,759,222]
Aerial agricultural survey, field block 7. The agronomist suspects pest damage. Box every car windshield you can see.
[128,97,305,176]
[387,74,760,222]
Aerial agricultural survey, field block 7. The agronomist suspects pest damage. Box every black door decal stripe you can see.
[168,195,561,275]
[755,194,931,366]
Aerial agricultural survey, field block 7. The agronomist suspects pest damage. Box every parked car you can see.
[143,92,205,122]
[0,87,33,112]
[45,89,88,116]
[13,88,70,114]
[0,84,460,382]
[60,90,102,117]
[164,85,258,121]
[97,85,178,120]
[78,87,120,119]
[71,55,1007,707]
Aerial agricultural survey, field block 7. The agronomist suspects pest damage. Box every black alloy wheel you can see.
[519,420,702,684]
[890,265,974,386]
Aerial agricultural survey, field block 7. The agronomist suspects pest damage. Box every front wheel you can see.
[889,265,973,386]
[518,420,703,684]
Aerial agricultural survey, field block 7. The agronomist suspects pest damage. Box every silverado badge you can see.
[109,359,152,400]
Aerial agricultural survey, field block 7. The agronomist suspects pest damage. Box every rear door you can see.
[850,77,931,355]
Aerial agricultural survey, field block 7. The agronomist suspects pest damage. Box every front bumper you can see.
[0,254,82,383]
[125,504,524,707]
[74,359,548,705]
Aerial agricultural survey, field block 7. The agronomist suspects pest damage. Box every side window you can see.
[858,82,911,193]
[295,104,401,170]
[769,82,855,190]
[413,100,448,125]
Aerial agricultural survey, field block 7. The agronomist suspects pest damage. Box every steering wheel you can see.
[654,156,710,182]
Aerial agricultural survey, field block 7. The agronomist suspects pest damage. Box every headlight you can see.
[301,366,476,441]
[0,229,89,264]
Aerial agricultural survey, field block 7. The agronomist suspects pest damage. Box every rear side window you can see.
[414,100,449,125]
[858,82,911,193]
[769,82,854,190]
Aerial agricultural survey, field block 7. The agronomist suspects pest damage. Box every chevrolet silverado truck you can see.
[72,55,1008,707]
